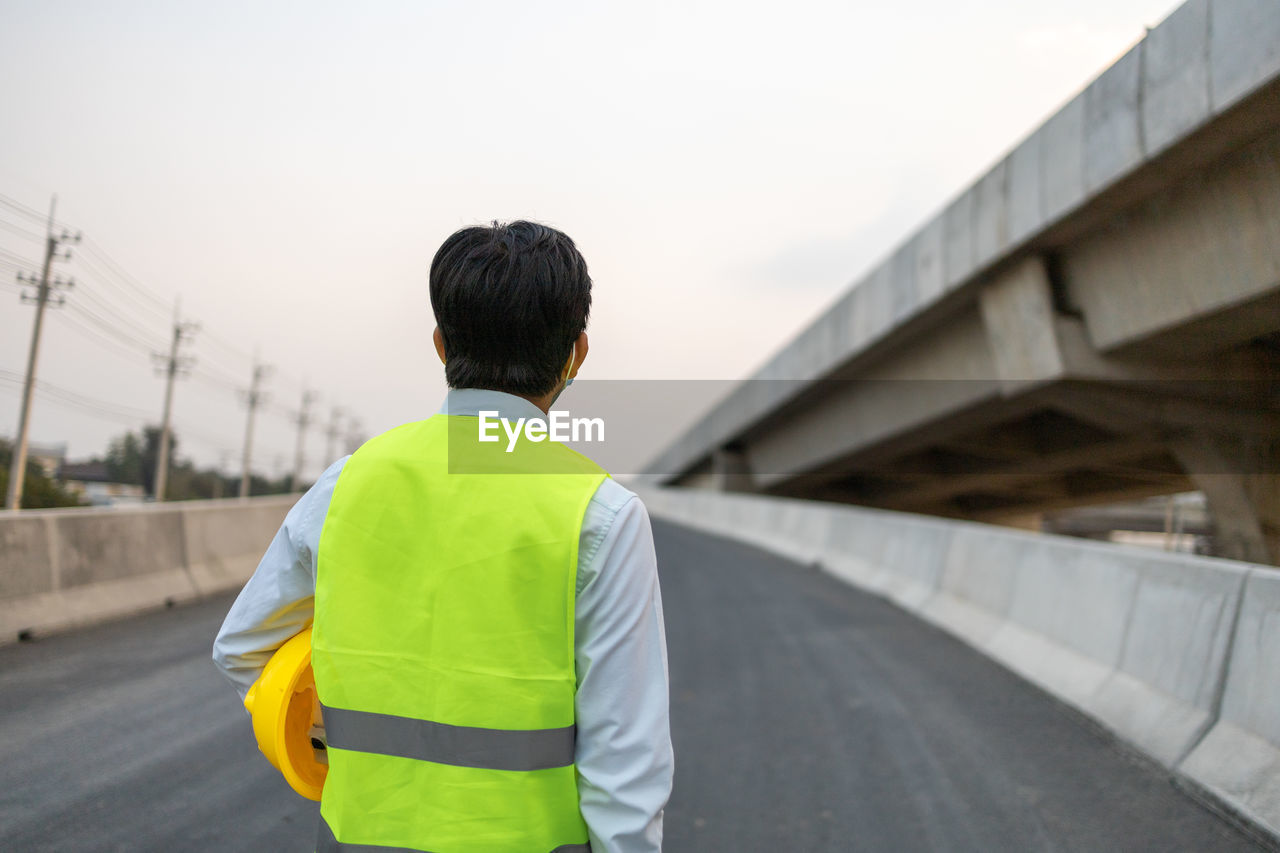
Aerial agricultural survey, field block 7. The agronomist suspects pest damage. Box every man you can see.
[213,221,672,852]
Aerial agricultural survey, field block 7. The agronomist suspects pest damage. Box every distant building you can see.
[58,460,147,506]
[26,442,67,479]
[1044,492,1209,555]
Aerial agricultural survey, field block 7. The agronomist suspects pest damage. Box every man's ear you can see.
[568,332,589,379]
[432,327,447,366]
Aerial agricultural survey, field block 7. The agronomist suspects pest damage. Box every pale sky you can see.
[0,0,1183,482]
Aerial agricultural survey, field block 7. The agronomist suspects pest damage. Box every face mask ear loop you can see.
[562,349,576,388]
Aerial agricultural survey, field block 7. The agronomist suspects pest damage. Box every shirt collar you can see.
[439,388,547,422]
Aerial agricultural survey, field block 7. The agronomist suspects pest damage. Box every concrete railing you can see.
[0,496,293,645]
[639,487,1280,841]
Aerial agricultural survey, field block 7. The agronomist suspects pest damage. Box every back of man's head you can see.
[429,221,592,397]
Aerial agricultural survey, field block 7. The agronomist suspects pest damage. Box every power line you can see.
[190,367,242,394]
[0,386,145,428]
[0,218,44,242]
[72,285,172,343]
[0,202,174,338]
[72,250,173,326]
[194,343,310,410]
[51,309,156,366]
[8,218,184,349]
[0,375,243,455]
[0,366,241,455]
[0,192,54,225]
[71,232,299,392]
[68,232,298,389]
[168,418,239,454]
[78,236,172,314]
[0,371,153,424]
[199,326,256,367]
[0,246,36,265]
[261,400,296,420]
[0,366,244,460]
[0,373,152,420]
[71,282,171,350]
[189,342,254,383]
[64,302,164,356]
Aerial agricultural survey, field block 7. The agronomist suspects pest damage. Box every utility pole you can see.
[5,195,79,510]
[289,388,317,493]
[152,301,199,502]
[344,418,364,456]
[238,359,272,499]
[324,405,345,463]
[212,450,231,499]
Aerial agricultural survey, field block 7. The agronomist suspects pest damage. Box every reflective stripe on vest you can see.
[313,414,607,853]
[316,817,592,853]
[321,703,576,771]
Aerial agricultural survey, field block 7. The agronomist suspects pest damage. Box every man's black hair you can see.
[430,220,592,397]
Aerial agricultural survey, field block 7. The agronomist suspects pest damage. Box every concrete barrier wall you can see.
[0,496,294,645]
[639,487,1278,840]
[1181,570,1280,839]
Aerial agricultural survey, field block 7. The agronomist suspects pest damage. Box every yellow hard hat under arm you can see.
[243,627,326,800]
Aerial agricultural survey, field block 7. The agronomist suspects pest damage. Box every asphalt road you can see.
[0,518,1265,852]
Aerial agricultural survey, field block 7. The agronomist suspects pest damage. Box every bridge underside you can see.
[755,370,1278,563]
[670,98,1280,565]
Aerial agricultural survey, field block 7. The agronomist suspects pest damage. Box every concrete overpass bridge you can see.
[646,0,1280,566]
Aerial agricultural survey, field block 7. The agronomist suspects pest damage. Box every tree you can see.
[95,428,291,501]
[103,430,146,488]
[0,438,84,509]
[103,426,177,498]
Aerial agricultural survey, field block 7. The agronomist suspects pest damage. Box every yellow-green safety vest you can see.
[312,413,607,852]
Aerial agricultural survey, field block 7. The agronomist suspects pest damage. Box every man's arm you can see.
[575,484,674,853]
[211,457,347,701]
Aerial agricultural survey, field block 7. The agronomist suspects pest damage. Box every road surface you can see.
[0,519,1264,851]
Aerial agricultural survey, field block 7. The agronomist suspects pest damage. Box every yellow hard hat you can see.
[243,626,327,800]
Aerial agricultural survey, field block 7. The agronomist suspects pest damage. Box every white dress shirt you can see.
[212,389,673,853]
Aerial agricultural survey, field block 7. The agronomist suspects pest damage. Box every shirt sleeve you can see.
[574,487,674,853]
[211,456,348,701]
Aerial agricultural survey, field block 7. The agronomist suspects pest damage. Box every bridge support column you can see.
[711,447,754,492]
[977,255,1067,387]
[1172,436,1280,565]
